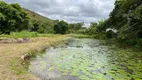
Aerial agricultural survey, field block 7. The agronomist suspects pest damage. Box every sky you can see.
[4,0,115,27]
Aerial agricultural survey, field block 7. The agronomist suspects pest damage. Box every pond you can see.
[28,38,142,80]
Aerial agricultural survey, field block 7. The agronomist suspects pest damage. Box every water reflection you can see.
[29,38,142,80]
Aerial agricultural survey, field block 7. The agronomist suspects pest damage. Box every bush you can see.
[0,1,31,34]
[54,20,68,34]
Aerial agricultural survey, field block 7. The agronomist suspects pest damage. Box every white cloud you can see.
[4,0,115,27]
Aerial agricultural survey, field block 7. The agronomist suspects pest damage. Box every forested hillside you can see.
[24,9,55,33]
[0,1,84,35]
[25,9,54,25]
[88,0,142,47]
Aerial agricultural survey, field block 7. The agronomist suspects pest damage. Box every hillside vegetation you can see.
[1,0,142,47]
[87,0,142,48]
[24,9,55,34]
[0,1,85,35]
[25,9,54,25]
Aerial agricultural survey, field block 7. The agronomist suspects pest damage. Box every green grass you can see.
[68,34,93,38]
[10,58,28,75]
[68,34,108,39]
[0,31,57,38]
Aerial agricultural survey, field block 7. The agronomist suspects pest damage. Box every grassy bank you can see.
[69,34,142,52]
[68,34,93,38]
[68,34,107,39]
[0,31,57,38]
[0,34,69,80]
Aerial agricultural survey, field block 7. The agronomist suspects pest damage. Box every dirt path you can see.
[0,35,69,80]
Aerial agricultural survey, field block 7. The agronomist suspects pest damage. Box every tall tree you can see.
[0,1,31,34]
[96,0,142,45]
[54,20,68,34]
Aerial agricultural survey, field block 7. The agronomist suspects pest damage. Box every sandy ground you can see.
[0,35,69,80]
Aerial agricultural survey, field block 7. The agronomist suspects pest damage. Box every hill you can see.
[24,9,54,26]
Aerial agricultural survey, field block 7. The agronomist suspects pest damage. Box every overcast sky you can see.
[4,0,115,27]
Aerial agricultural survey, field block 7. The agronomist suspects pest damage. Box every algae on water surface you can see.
[29,38,142,80]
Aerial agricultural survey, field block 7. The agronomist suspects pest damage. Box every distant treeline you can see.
[86,0,142,47]
[1,0,142,47]
[0,1,86,35]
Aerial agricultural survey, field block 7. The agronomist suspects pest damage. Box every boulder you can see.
[17,38,24,43]
[21,54,30,60]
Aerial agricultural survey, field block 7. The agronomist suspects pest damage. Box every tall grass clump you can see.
[69,34,93,38]
[0,31,57,38]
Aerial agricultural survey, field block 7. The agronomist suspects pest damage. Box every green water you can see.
[29,38,142,80]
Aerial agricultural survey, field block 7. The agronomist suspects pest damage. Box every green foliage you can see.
[76,27,87,34]
[25,9,55,34]
[0,1,31,34]
[106,30,117,38]
[87,22,97,35]
[25,9,54,27]
[54,20,68,34]
[30,20,40,32]
[10,58,28,75]
[31,20,54,34]
[0,1,84,35]
[0,1,56,35]
[69,34,93,38]
[37,24,54,34]
[87,20,107,35]
[0,31,56,38]
[24,9,84,34]
[67,22,84,33]
[86,20,108,39]
[111,0,142,46]
[89,0,142,47]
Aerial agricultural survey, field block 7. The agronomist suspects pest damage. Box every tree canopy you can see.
[0,1,31,34]
[54,20,68,34]
[88,0,142,46]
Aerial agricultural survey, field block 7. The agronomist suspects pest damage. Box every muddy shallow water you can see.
[29,38,142,80]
